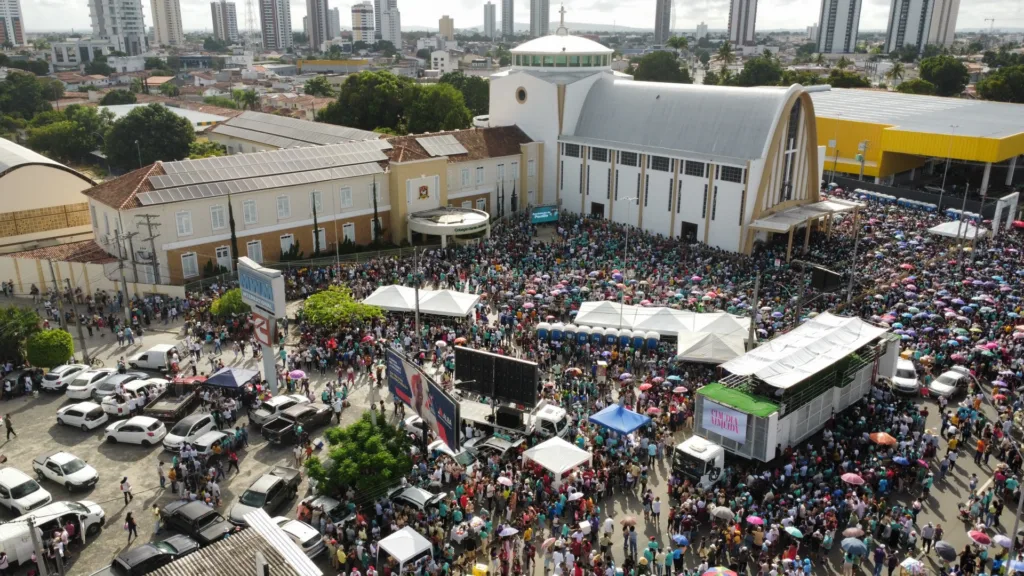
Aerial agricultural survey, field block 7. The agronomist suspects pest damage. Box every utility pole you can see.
[846,210,861,305]
[135,214,162,285]
[938,124,958,211]
[857,141,868,181]
[28,516,48,576]
[955,184,971,270]
[46,259,67,330]
[116,230,138,324]
[747,270,760,350]
[413,246,420,351]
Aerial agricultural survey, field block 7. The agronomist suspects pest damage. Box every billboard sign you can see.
[454,346,539,408]
[238,257,286,318]
[387,348,460,452]
[531,205,559,224]
[702,400,748,444]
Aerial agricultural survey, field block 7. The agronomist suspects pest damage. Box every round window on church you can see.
[516,87,528,104]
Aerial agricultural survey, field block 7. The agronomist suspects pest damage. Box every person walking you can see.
[120,477,134,505]
[3,414,14,440]
[125,512,138,543]
[157,461,166,489]
[153,505,161,535]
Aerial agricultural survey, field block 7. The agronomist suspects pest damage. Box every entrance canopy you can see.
[407,207,491,248]
[748,198,861,234]
[927,220,987,240]
[574,302,750,340]
[588,404,651,435]
[523,437,592,476]
[378,527,432,566]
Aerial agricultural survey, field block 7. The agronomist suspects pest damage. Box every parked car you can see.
[249,394,310,427]
[90,372,147,401]
[0,467,52,514]
[928,368,971,398]
[104,416,167,446]
[891,359,920,394]
[228,467,301,525]
[65,369,116,400]
[471,436,524,464]
[261,405,332,445]
[15,500,105,538]
[100,378,168,417]
[40,364,88,392]
[192,431,232,459]
[143,376,205,422]
[32,452,98,491]
[88,535,200,576]
[56,402,109,431]
[128,344,179,371]
[273,516,325,558]
[159,501,238,545]
[300,495,356,526]
[386,486,446,512]
[3,368,40,397]
[163,413,216,451]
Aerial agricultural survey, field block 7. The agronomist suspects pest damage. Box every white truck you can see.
[672,436,726,490]
[458,399,571,440]
[128,344,179,371]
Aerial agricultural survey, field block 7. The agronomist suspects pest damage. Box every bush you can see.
[302,286,383,328]
[210,288,251,317]
[26,329,74,368]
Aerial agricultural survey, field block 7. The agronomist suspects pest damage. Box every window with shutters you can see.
[311,190,323,213]
[340,187,353,208]
[528,159,535,177]
[175,211,192,237]
[280,234,294,253]
[210,205,226,230]
[720,166,744,183]
[497,164,505,180]
[684,161,705,177]
[277,196,290,219]
[476,166,485,184]
[243,200,257,224]
[590,147,608,162]
[511,161,518,178]
[564,143,580,157]
[650,156,670,172]
[181,253,198,279]
[702,185,708,218]
[619,151,638,166]
[461,168,470,187]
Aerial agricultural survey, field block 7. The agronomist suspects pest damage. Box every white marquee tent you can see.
[927,220,986,240]
[377,527,433,572]
[362,286,480,317]
[675,332,747,363]
[362,285,418,311]
[523,437,593,486]
[574,301,750,340]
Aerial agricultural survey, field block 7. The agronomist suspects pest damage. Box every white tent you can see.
[695,313,751,338]
[574,302,750,341]
[574,301,630,328]
[927,220,986,240]
[363,285,418,311]
[632,307,696,334]
[523,437,593,486]
[675,332,747,363]
[377,527,432,571]
[418,290,481,317]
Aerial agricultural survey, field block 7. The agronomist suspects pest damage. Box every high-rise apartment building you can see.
[0,0,24,46]
[89,0,148,55]
[654,0,671,44]
[328,6,340,39]
[817,0,862,53]
[374,0,397,39]
[439,15,454,41]
[807,23,819,41]
[501,0,514,37]
[696,21,708,40]
[151,0,185,46]
[884,0,959,53]
[306,0,329,50]
[381,7,400,44]
[727,0,757,46]
[484,2,496,40]
[352,1,374,43]
[928,0,958,46]
[260,0,293,51]
[530,0,548,37]
[211,0,239,42]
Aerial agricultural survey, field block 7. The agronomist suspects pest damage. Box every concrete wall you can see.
[0,257,185,299]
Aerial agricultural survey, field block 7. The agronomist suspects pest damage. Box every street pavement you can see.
[0,296,1017,575]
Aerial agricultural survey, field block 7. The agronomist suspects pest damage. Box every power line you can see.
[135,214,163,285]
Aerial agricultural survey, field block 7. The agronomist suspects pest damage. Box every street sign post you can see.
[237,257,286,393]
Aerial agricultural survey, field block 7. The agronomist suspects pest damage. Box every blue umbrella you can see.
[667,375,682,381]
[672,534,689,546]
[842,538,868,556]
[893,456,910,465]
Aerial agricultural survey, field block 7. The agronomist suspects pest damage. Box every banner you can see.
[702,400,748,444]
[387,348,460,451]
[531,205,559,224]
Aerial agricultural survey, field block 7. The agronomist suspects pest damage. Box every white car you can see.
[250,394,311,427]
[56,402,110,431]
[15,500,106,537]
[40,364,88,392]
[65,369,116,400]
[162,413,216,452]
[100,378,168,417]
[0,467,52,515]
[104,416,167,446]
[32,452,99,491]
[891,359,920,394]
[928,369,970,398]
[272,516,325,558]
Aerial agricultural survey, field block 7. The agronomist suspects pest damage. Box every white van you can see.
[128,344,178,371]
[0,467,52,515]
[15,500,106,538]
[0,522,43,566]
[892,359,920,394]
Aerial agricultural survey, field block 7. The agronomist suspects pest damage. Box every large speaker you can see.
[810,266,843,292]
[454,346,539,408]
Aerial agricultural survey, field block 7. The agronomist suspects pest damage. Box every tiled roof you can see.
[149,528,304,576]
[82,163,164,210]
[6,240,117,264]
[385,125,532,163]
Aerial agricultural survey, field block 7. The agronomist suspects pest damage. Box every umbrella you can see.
[843,528,865,538]
[436,340,447,347]
[497,476,513,486]
[746,516,764,526]
[710,507,735,520]
[639,383,653,391]
[842,473,865,485]
[869,432,898,446]
[969,531,991,546]
[620,517,637,526]
[667,375,682,381]
[541,537,557,551]
[702,569,736,576]
[647,407,662,415]
[994,535,1013,548]
[900,558,925,575]
[841,538,868,556]
[785,527,804,539]
[361,335,375,343]
[288,370,306,379]
[672,534,689,546]
[568,492,584,502]
[935,541,957,561]
[893,456,910,466]
[454,337,467,344]
[620,373,633,380]
[673,386,688,394]
[499,527,519,537]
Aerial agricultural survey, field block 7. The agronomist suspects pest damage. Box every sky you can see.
[25,0,1023,35]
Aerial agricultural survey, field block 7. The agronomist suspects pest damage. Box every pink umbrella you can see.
[639,383,653,391]
[673,386,688,394]
[746,516,764,526]
[647,407,662,415]
[968,531,991,546]
[841,473,865,486]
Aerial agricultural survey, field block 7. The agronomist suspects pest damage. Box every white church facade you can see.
[486,14,830,255]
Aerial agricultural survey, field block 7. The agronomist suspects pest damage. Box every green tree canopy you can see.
[144,57,167,70]
[84,56,114,76]
[632,50,691,84]
[666,36,688,51]
[439,71,489,116]
[302,286,383,328]
[104,103,195,170]
[27,105,115,161]
[26,329,74,368]
[189,140,227,159]
[0,306,40,363]
[977,65,1024,102]
[7,59,50,75]
[780,69,824,86]
[203,95,239,109]
[405,84,473,133]
[305,412,412,495]
[735,55,783,86]
[203,37,229,52]
[0,71,52,119]
[100,89,137,105]
[416,48,430,59]
[304,75,335,97]
[896,77,937,95]
[318,70,413,132]
[210,288,251,317]
[825,69,870,88]
[919,55,969,97]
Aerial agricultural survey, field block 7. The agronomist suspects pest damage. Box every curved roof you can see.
[511,34,613,55]
[564,78,799,163]
[0,137,95,184]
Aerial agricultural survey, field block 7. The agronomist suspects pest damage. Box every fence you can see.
[832,176,999,217]
[183,244,439,294]
[0,256,186,300]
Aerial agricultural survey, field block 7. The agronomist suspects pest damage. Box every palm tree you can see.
[717,41,736,67]
[886,61,905,83]
[836,56,853,70]
[239,90,260,111]
[666,36,688,52]
[814,52,827,67]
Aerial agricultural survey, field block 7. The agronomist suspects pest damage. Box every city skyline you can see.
[20,0,1007,36]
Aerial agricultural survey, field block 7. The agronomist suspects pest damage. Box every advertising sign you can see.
[702,400,748,444]
[387,348,460,452]
[252,313,274,348]
[531,205,559,224]
[237,257,286,317]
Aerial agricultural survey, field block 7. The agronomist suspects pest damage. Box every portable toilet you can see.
[551,322,565,341]
[536,322,551,340]
[645,331,661,349]
[590,326,605,344]
[576,325,591,344]
[605,328,619,345]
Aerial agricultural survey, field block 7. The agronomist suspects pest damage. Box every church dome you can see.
[511,34,613,56]
[509,5,613,68]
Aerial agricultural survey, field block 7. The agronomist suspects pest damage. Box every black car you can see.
[228,467,301,525]
[160,501,238,545]
[88,535,200,575]
[3,368,40,397]
[261,404,332,445]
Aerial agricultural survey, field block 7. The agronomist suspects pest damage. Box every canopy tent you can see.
[588,404,651,435]
[574,301,750,340]
[377,527,432,572]
[573,301,634,329]
[632,307,696,334]
[927,220,987,240]
[363,285,418,311]
[675,332,746,363]
[418,290,481,317]
[693,313,750,337]
[523,437,593,486]
[205,367,259,389]
[720,312,888,389]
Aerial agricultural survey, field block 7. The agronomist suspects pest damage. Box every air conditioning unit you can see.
[135,249,154,262]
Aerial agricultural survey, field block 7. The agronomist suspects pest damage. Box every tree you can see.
[717,42,736,67]
[203,37,229,52]
[439,71,489,116]
[0,71,52,119]
[835,56,853,70]
[318,70,414,132]
[130,77,144,94]
[416,48,430,60]
[144,57,167,70]
[7,59,50,75]
[84,57,114,76]
[239,90,260,110]
[159,82,180,97]
[921,44,944,59]
[305,413,412,495]
[228,195,239,271]
[104,103,194,170]
[0,306,40,363]
[293,32,309,45]
[814,52,827,66]
[885,61,905,83]
[666,36,688,51]
[796,43,817,58]
[736,55,783,87]
[698,50,711,70]
[781,69,824,86]
[919,55,968,97]
[27,105,114,161]
[312,192,321,255]
[896,77,936,95]
[188,140,227,159]
[210,288,251,317]
[100,90,137,105]
[327,44,345,59]
[39,78,65,102]
[302,286,383,328]
[890,45,919,63]
[631,51,691,84]
[26,329,73,368]
[304,75,334,97]
[405,84,472,133]
[825,69,870,88]
[977,65,1024,102]
[203,96,239,109]
[374,40,397,57]
[703,70,721,86]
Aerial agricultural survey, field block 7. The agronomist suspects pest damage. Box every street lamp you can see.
[619,197,638,330]
[134,139,142,168]
[938,124,958,211]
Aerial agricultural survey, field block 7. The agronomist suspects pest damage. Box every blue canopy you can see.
[205,367,259,389]
[588,404,651,435]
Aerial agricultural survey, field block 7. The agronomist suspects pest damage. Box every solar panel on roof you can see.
[416,134,469,157]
